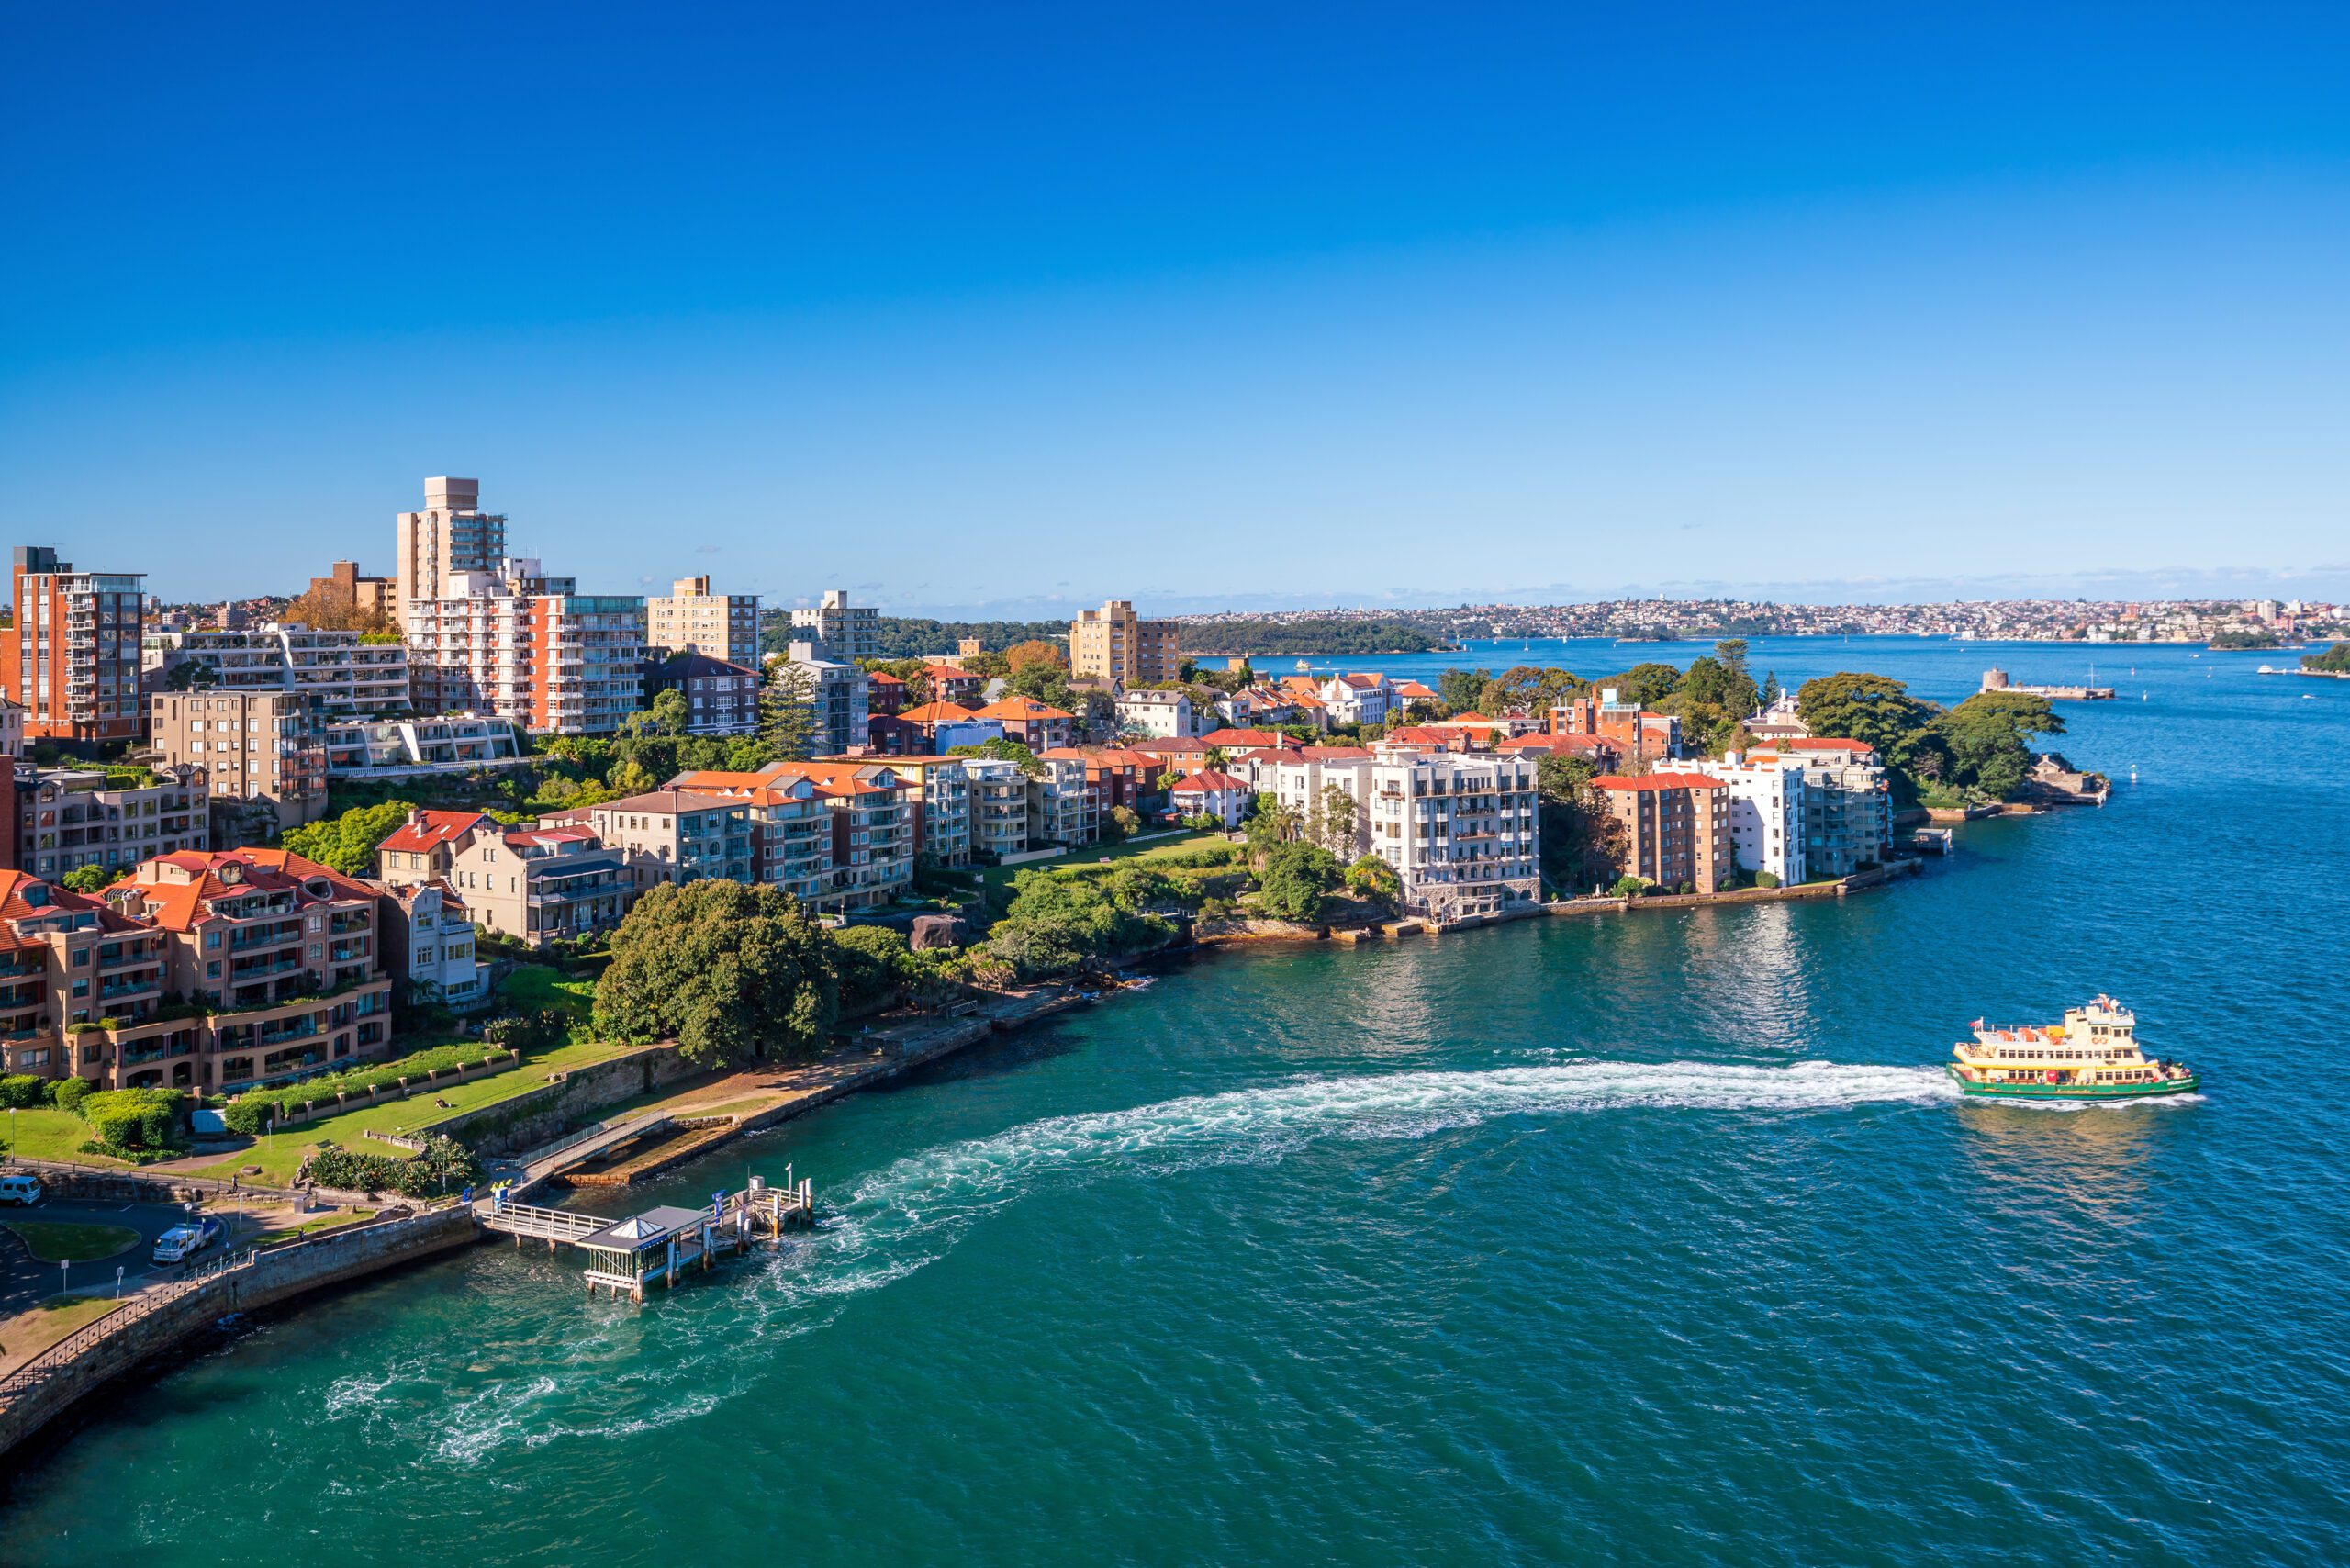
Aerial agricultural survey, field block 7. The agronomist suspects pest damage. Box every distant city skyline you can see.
[6,8,2348,611]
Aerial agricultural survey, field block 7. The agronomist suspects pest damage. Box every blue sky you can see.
[5,4,2347,613]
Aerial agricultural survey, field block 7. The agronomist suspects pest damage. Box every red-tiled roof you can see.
[866,670,906,686]
[1169,769,1247,792]
[1783,737,1873,751]
[378,809,496,856]
[973,697,1074,722]
[1393,679,1438,699]
[1592,773,1727,792]
[1198,727,1282,747]
[900,700,980,723]
[1299,745,1373,760]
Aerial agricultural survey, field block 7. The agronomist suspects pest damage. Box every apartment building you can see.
[652,771,834,907]
[866,670,907,716]
[0,694,25,760]
[669,762,913,911]
[1591,774,1732,894]
[864,755,971,867]
[1750,740,1891,876]
[1689,754,1807,885]
[1116,690,1194,738]
[323,713,528,778]
[920,663,985,705]
[1069,600,1181,686]
[375,809,500,888]
[1318,673,1395,727]
[3,547,145,744]
[444,823,632,945]
[781,644,871,756]
[144,622,412,718]
[306,561,397,622]
[1026,756,1098,849]
[405,559,646,735]
[17,766,208,882]
[1169,768,1251,829]
[395,476,507,608]
[0,848,396,1092]
[1365,753,1542,918]
[962,758,1032,860]
[896,700,1002,752]
[373,879,489,1012]
[587,790,758,892]
[641,651,761,736]
[1553,689,1682,759]
[975,696,1075,752]
[789,588,879,662]
[646,576,760,665]
[148,690,329,835]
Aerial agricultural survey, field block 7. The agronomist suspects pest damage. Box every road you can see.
[0,1197,211,1313]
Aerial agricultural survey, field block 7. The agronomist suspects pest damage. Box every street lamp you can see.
[116,1265,125,1299]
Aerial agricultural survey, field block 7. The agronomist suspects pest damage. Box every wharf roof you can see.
[576,1206,711,1254]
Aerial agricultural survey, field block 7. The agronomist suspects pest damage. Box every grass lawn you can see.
[0,1294,122,1374]
[1,1107,123,1167]
[673,1094,788,1123]
[5,1220,143,1263]
[251,1208,376,1248]
[980,830,1226,895]
[182,968,632,1186]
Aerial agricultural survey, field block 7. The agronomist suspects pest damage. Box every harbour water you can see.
[4,639,2346,1565]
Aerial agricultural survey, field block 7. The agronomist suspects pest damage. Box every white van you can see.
[0,1173,44,1206]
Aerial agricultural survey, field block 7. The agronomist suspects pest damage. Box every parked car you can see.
[151,1215,226,1264]
[0,1172,43,1206]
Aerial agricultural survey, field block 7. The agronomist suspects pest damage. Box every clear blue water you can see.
[4,639,2345,1566]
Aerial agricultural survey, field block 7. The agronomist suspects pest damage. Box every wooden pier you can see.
[473,1179,815,1300]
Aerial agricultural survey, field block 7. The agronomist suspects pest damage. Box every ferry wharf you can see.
[475,1179,815,1302]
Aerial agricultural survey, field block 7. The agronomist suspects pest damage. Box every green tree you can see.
[593,880,839,1067]
[1934,690,2064,801]
[834,924,912,1009]
[2302,641,2350,673]
[609,757,658,796]
[60,864,110,894]
[1760,671,1783,709]
[1436,668,1489,715]
[1343,853,1401,912]
[1605,662,1684,708]
[947,736,1045,777]
[1714,638,1750,678]
[1304,782,1360,857]
[759,659,821,761]
[622,689,691,737]
[1244,794,1300,866]
[282,799,421,877]
[1255,842,1340,923]
[1795,673,1939,756]
[1102,804,1142,844]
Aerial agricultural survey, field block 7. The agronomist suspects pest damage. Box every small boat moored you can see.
[1948,996,2197,1103]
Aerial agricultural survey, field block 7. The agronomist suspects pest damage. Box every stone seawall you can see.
[430,1045,695,1157]
[0,1207,477,1462]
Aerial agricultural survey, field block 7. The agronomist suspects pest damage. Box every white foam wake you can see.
[401,1060,1952,1459]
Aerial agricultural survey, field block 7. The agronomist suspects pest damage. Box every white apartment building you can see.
[1319,673,1396,727]
[789,588,878,662]
[1364,753,1541,919]
[1116,690,1195,739]
[879,756,972,868]
[0,693,25,758]
[782,643,870,756]
[322,713,528,777]
[396,476,507,608]
[962,758,1032,860]
[145,623,412,717]
[1026,756,1098,849]
[405,560,645,735]
[646,576,760,666]
[375,879,490,1013]
[1691,754,1807,884]
[1266,753,1379,847]
[1761,748,1892,877]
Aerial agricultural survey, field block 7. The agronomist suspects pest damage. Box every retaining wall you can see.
[263,1051,524,1131]
[0,1207,477,1461]
[429,1046,693,1157]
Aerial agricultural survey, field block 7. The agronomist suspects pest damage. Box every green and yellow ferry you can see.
[1948,996,2199,1102]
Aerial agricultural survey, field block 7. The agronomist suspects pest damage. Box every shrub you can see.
[306,1134,482,1197]
[1752,870,1781,889]
[0,1073,48,1110]
[482,1008,568,1056]
[1611,875,1648,899]
[47,1076,94,1114]
[224,1037,520,1126]
[77,1087,189,1153]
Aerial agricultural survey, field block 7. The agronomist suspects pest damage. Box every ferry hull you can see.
[1947,1065,2199,1102]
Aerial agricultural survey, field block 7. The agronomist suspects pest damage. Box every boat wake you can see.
[392,1060,1953,1461]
